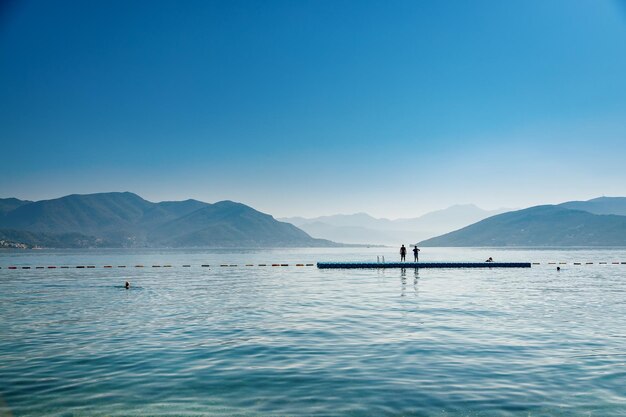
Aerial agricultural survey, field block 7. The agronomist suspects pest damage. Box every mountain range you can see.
[419,197,626,247]
[3,193,625,249]
[0,192,335,248]
[280,205,511,245]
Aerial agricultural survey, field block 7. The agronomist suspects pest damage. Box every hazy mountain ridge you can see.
[288,221,399,246]
[419,197,626,247]
[558,197,626,216]
[0,229,115,249]
[6,193,624,248]
[0,192,335,248]
[149,201,323,247]
[0,198,33,216]
[280,205,511,245]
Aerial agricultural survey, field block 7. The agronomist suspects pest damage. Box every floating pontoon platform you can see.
[317,262,531,269]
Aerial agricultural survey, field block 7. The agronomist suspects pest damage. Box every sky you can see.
[1,0,625,218]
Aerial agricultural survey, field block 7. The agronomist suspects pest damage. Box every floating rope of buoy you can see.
[4,261,624,270]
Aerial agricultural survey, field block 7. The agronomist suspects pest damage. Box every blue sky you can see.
[1,0,625,218]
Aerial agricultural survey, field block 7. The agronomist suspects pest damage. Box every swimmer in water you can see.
[125,281,130,289]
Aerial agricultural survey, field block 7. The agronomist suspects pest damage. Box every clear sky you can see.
[1,0,625,218]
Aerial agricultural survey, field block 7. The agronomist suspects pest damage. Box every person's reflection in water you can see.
[414,268,420,297]
[400,268,407,297]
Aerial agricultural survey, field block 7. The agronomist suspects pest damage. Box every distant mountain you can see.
[288,221,399,246]
[0,229,115,249]
[1,192,153,242]
[136,199,210,230]
[155,199,209,217]
[0,198,32,216]
[286,213,395,229]
[0,192,336,248]
[393,204,511,233]
[419,205,626,247]
[281,205,511,245]
[559,197,626,216]
[149,201,330,247]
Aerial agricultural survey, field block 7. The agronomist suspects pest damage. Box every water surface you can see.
[1,247,625,416]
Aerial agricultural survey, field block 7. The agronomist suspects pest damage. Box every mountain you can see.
[281,205,511,245]
[0,229,114,249]
[149,201,330,247]
[155,199,209,217]
[419,205,626,247]
[0,192,336,248]
[286,213,395,229]
[393,204,511,233]
[287,221,399,246]
[137,199,210,230]
[0,198,32,216]
[559,197,626,216]
[1,192,152,233]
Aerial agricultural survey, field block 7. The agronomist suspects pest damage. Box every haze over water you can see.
[1,247,625,416]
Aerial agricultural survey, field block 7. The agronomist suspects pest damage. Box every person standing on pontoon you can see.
[413,246,420,262]
[400,245,407,262]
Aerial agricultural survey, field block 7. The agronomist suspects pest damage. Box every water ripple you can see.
[1,247,626,416]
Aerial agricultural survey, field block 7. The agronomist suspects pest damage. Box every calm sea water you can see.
[1,247,625,416]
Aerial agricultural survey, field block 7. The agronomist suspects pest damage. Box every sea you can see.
[1,247,625,416]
